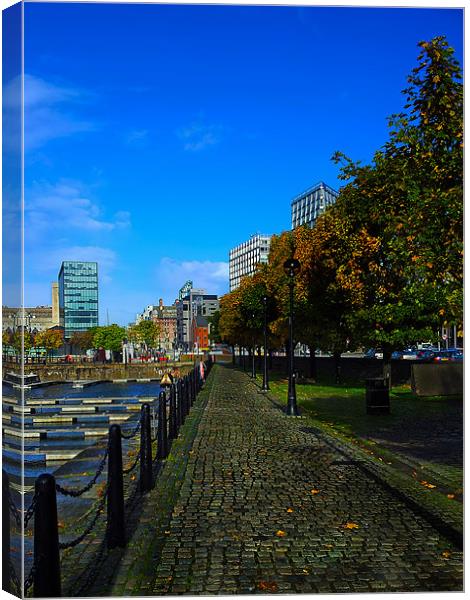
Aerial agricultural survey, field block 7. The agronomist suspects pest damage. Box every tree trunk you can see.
[308,345,317,380]
[231,345,235,365]
[333,351,341,384]
[382,350,392,388]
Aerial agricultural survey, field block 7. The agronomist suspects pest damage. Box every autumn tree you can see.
[70,329,97,351]
[34,329,63,358]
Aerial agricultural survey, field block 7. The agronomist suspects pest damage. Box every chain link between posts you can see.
[55,447,109,498]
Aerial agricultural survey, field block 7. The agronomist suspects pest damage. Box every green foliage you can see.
[208,311,222,344]
[128,320,160,348]
[93,324,127,352]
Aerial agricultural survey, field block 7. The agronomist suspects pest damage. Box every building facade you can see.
[192,315,209,352]
[2,306,55,333]
[154,299,178,352]
[3,282,61,333]
[58,261,99,339]
[229,233,271,291]
[291,181,339,229]
[176,288,219,351]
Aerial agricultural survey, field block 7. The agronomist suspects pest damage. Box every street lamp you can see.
[261,295,270,392]
[251,312,256,379]
[283,257,301,416]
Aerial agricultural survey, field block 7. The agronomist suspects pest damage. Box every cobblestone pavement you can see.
[118,366,463,595]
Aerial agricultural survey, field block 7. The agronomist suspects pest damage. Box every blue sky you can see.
[17,2,463,325]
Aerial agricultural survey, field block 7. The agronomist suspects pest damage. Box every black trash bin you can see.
[365,378,390,415]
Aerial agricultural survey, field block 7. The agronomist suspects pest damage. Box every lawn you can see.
[264,370,463,503]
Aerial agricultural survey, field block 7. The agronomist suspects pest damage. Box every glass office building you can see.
[58,261,99,338]
[291,181,339,229]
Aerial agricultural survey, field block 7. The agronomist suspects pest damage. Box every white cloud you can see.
[24,246,117,307]
[177,121,223,151]
[33,246,116,281]
[3,74,95,151]
[155,258,229,302]
[25,179,131,242]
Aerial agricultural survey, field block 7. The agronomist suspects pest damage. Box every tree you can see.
[70,329,96,351]
[207,311,222,344]
[34,329,63,358]
[127,320,160,348]
[331,36,463,379]
[93,324,127,353]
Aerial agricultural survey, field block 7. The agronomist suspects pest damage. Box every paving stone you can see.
[70,366,464,595]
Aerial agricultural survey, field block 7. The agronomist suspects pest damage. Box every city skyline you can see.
[14,2,463,325]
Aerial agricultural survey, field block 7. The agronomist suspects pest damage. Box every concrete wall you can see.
[411,363,463,396]
[3,362,195,382]
[256,356,413,385]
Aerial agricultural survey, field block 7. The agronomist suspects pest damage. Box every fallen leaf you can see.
[343,522,359,529]
[311,489,320,495]
[258,581,278,592]
[302,569,309,575]
[58,521,65,529]
[130,474,136,481]
[442,550,451,559]
[287,508,294,513]
[276,530,287,537]
[420,481,436,489]
[447,494,455,499]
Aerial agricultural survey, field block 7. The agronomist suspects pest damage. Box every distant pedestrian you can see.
[199,360,206,383]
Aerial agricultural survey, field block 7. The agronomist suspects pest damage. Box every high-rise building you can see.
[58,261,99,339]
[291,181,339,229]
[229,233,271,292]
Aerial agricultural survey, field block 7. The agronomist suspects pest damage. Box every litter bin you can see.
[365,378,390,415]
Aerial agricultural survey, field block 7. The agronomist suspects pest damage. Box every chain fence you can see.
[4,359,212,598]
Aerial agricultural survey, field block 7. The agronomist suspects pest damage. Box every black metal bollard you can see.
[157,391,169,459]
[139,404,152,493]
[190,370,195,404]
[33,473,61,597]
[168,384,177,440]
[3,470,11,594]
[176,379,183,429]
[184,377,190,416]
[106,425,126,548]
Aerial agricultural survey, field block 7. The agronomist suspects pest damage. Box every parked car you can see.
[416,349,438,361]
[433,349,463,362]
[391,350,404,360]
[402,348,418,360]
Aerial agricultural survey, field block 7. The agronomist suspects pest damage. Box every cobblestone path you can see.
[121,366,463,594]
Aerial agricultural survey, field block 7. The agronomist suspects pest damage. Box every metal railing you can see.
[3,358,212,597]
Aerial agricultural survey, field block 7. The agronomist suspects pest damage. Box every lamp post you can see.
[261,295,270,392]
[283,258,301,416]
[251,312,256,379]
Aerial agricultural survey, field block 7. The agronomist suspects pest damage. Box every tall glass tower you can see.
[58,261,99,339]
